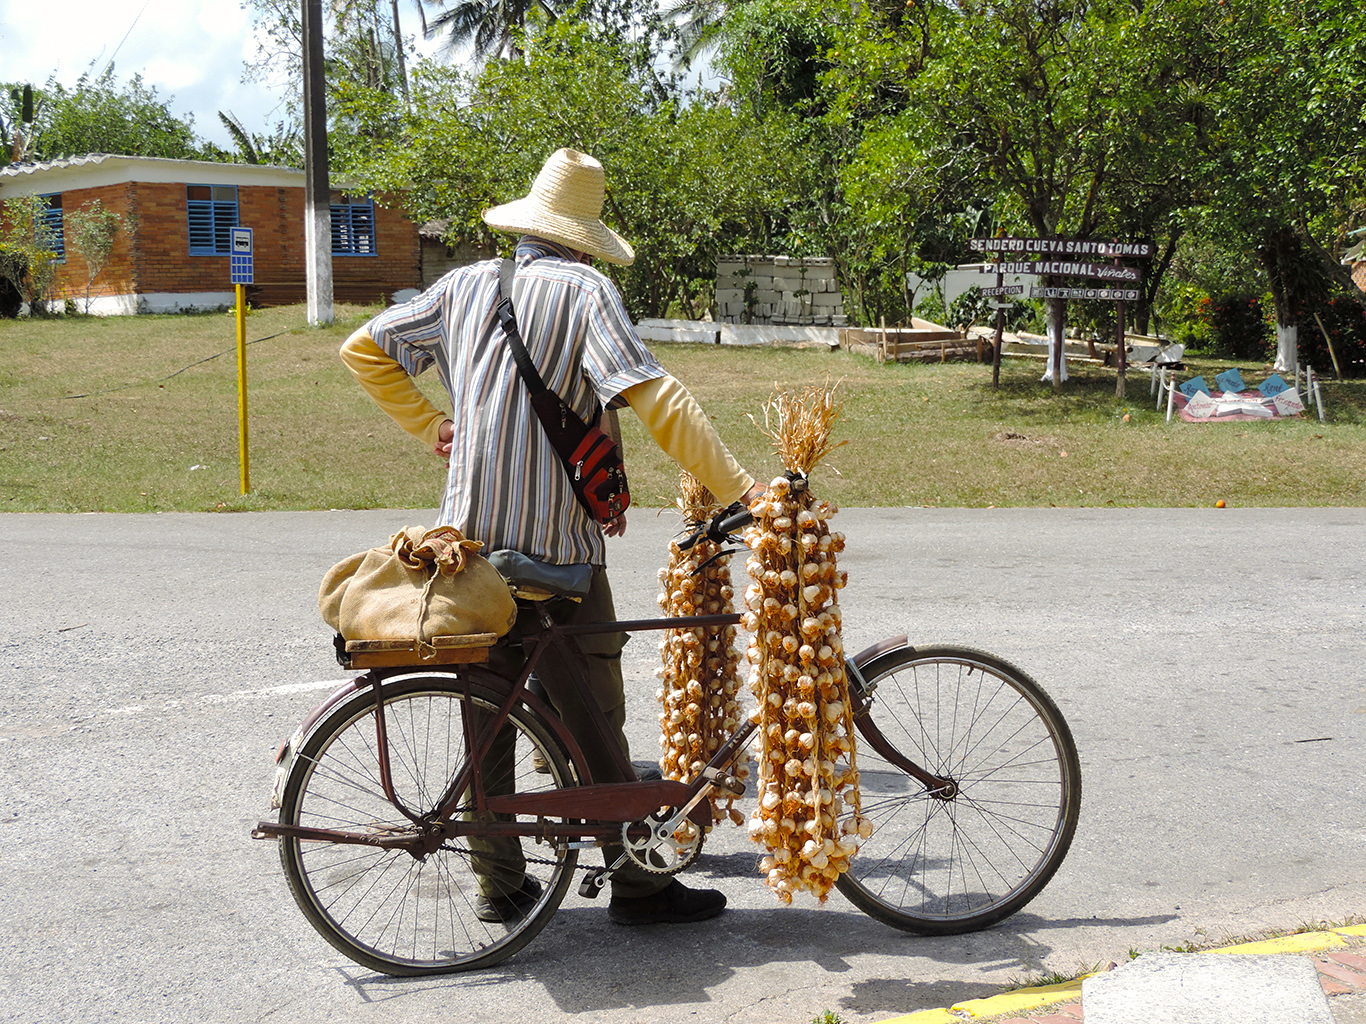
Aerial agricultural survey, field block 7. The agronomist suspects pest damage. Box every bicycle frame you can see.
[254,612,955,854]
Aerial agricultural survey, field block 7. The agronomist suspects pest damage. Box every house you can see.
[417,218,493,288]
[0,153,422,314]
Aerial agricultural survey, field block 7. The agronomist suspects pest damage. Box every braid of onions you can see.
[741,383,869,903]
[656,470,747,828]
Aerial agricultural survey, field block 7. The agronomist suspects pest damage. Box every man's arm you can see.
[621,375,762,506]
[340,328,450,453]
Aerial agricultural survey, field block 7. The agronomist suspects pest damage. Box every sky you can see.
[0,0,439,152]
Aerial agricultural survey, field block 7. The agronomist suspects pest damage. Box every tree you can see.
[217,110,303,166]
[0,196,60,315]
[0,84,38,165]
[2,67,203,161]
[423,0,558,61]
[338,18,786,318]
[1163,0,1366,370]
[65,199,122,313]
[241,0,416,116]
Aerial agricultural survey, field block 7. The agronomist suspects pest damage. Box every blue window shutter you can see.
[330,196,376,255]
[352,202,375,254]
[187,186,239,254]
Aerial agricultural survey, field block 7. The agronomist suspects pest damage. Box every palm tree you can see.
[421,0,561,61]
[659,0,737,68]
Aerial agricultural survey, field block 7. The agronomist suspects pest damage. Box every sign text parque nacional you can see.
[983,260,1142,283]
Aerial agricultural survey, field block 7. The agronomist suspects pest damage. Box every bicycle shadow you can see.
[330,885,1177,1019]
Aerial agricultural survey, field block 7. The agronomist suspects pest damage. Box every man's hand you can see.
[432,419,454,462]
[741,481,766,506]
[603,513,628,538]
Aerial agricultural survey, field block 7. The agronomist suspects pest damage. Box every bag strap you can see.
[497,258,552,399]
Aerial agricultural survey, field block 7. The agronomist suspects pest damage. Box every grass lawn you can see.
[3,302,1364,512]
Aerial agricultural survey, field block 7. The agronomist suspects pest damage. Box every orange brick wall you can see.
[36,180,421,308]
[45,183,137,306]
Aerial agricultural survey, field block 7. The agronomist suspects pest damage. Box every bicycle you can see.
[252,502,1081,976]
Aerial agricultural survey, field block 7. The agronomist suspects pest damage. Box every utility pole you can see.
[302,0,333,326]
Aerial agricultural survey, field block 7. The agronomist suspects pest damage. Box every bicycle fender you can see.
[269,676,367,809]
[849,635,910,669]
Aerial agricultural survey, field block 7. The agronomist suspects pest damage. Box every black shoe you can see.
[633,760,663,782]
[475,876,543,923]
[607,878,726,926]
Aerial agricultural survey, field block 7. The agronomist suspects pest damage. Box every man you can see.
[340,148,764,925]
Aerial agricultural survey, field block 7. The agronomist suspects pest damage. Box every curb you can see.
[873,925,1366,1023]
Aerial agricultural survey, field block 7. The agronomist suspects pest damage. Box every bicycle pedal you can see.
[578,869,610,899]
[703,767,746,798]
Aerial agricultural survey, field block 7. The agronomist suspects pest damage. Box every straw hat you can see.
[482,149,635,266]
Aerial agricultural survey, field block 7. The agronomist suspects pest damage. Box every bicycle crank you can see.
[620,809,705,874]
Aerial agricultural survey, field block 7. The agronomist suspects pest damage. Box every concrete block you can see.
[1081,953,1332,1024]
[714,288,746,305]
[773,255,791,266]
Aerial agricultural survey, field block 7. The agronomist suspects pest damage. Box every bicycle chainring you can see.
[620,810,705,874]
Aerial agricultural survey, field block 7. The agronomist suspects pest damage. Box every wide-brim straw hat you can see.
[482,149,635,266]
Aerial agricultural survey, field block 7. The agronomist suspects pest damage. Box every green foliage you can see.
[216,111,302,167]
[338,18,795,318]
[913,291,945,325]
[1299,295,1366,378]
[1162,283,1215,351]
[1,67,202,162]
[0,196,60,315]
[1205,294,1272,361]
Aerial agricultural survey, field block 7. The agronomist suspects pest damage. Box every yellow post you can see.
[236,283,250,494]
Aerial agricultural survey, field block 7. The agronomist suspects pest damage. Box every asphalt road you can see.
[1,507,1362,1024]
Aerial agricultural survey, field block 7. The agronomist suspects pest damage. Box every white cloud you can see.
[0,0,290,149]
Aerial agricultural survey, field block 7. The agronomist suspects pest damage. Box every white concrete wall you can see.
[715,255,845,326]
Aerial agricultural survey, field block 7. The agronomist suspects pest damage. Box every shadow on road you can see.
[327,904,1178,1019]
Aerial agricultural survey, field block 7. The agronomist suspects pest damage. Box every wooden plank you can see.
[345,646,489,668]
[345,633,498,652]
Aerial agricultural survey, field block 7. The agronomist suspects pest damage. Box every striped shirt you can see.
[364,237,666,566]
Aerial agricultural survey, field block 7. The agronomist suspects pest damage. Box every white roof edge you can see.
[0,153,365,197]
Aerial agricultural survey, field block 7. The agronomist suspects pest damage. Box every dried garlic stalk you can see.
[742,384,867,903]
[656,471,747,827]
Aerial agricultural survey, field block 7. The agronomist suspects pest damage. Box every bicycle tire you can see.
[836,645,1080,935]
[277,672,580,975]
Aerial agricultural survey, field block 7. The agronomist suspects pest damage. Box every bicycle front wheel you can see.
[277,673,579,975]
[837,645,1080,934]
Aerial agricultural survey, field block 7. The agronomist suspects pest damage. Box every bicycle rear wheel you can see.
[276,673,579,975]
[836,645,1080,934]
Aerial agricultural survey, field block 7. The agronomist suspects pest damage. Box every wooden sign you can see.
[1030,286,1140,302]
[970,237,1155,259]
[980,284,1024,297]
[985,260,1142,283]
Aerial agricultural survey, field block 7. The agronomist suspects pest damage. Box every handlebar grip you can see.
[708,506,753,543]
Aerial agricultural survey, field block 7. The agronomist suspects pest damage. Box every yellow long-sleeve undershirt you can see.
[340,329,754,506]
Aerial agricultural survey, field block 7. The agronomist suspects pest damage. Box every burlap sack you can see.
[319,526,516,642]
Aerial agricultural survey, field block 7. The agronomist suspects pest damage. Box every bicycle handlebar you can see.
[678,502,754,551]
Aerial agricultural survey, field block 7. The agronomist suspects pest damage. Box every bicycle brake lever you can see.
[689,546,742,576]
